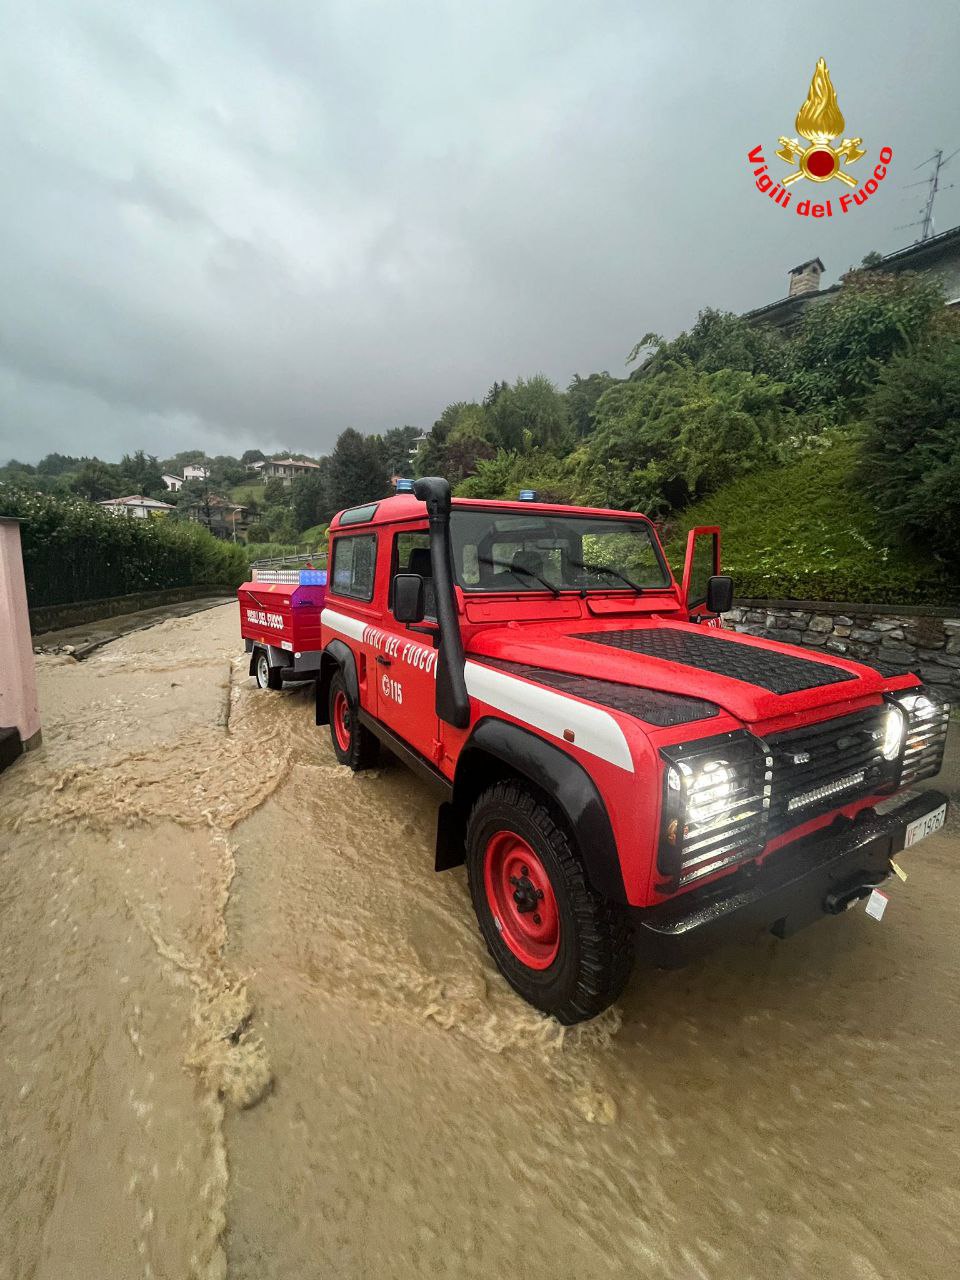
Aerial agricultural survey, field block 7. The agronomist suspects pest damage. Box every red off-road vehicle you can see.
[311,478,949,1023]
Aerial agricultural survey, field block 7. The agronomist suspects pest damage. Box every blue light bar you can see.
[395,477,415,493]
[518,489,538,501]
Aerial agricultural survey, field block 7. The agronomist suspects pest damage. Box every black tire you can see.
[327,671,379,770]
[466,779,634,1024]
[255,648,283,691]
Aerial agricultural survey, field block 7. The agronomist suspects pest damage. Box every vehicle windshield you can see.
[450,509,671,594]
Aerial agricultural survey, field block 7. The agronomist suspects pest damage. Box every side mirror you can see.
[706,574,734,615]
[393,573,426,624]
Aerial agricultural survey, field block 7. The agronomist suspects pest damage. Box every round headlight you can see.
[882,705,906,761]
[688,759,733,823]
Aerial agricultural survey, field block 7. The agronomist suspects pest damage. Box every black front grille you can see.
[574,627,855,694]
[766,706,893,835]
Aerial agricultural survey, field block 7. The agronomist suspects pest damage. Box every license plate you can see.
[904,803,947,848]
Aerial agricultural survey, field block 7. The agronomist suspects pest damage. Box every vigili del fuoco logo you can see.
[748,58,892,219]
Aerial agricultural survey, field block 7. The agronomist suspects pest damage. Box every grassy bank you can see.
[664,438,957,604]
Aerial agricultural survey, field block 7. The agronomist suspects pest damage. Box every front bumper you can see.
[633,789,949,967]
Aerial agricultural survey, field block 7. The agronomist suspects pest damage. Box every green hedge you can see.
[664,438,958,605]
[0,489,249,608]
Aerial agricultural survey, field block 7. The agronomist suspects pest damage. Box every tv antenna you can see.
[897,147,959,241]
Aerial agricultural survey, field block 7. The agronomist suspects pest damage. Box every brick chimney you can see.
[788,258,825,298]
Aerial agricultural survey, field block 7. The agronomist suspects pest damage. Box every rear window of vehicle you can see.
[330,533,377,601]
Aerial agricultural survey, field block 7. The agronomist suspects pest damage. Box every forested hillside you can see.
[4,268,958,601]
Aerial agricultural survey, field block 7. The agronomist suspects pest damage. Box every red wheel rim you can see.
[483,830,560,970]
[332,690,352,752]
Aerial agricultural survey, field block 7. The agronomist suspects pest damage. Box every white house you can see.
[161,473,184,492]
[248,457,322,486]
[98,495,176,519]
[183,464,209,481]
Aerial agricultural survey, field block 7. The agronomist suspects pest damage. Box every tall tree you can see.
[414,402,468,479]
[327,428,389,511]
[69,460,123,502]
[119,450,164,496]
[379,425,421,478]
[566,372,617,437]
[488,376,570,452]
[291,464,332,532]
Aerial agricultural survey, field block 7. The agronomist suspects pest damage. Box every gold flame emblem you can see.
[776,58,865,186]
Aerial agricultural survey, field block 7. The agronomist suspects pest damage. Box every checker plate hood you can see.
[466,618,908,725]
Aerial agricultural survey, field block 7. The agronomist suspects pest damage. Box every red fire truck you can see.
[264,479,951,1023]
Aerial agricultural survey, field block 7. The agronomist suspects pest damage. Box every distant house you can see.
[183,495,249,540]
[183,463,210,482]
[98,495,176,519]
[249,457,322,486]
[743,224,960,334]
[161,472,184,492]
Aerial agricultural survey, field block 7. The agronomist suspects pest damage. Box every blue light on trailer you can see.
[518,489,538,501]
[395,477,415,493]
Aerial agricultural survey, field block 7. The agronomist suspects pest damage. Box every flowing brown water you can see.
[2,604,958,1278]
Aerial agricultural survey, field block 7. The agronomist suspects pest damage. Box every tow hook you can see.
[824,875,887,914]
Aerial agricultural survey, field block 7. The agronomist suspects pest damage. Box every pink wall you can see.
[0,518,41,750]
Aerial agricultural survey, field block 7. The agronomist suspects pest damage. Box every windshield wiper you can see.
[567,558,645,594]
[478,556,561,597]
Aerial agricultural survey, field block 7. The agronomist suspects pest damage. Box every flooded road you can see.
[2,603,959,1278]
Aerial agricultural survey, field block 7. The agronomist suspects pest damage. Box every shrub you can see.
[0,489,248,607]
[584,363,789,514]
[788,271,946,412]
[861,332,960,560]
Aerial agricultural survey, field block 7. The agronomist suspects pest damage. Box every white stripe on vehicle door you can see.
[465,661,635,773]
[321,608,635,773]
[321,607,368,642]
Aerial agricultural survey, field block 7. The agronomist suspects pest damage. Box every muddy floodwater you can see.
[2,603,959,1279]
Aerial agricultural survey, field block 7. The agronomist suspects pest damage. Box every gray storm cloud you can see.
[1,0,958,463]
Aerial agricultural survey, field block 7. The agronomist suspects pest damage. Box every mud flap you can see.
[435,801,465,872]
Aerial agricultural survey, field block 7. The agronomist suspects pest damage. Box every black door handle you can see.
[376,655,392,667]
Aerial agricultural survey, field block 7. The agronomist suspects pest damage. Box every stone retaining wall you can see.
[725,602,960,703]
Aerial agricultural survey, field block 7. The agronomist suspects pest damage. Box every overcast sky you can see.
[1,0,958,465]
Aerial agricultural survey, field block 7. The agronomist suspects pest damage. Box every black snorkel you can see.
[413,477,470,729]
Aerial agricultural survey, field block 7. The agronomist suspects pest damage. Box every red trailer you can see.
[239,567,327,689]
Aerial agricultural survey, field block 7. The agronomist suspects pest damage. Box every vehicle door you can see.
[374,526,442,765]
[681,526,724,627]
[324,530,381,712]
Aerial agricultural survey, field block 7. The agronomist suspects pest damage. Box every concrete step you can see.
[0,726,22,774]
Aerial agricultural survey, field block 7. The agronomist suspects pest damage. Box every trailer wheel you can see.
[255,649,282,691]
[465,780,634,1025]
[328,671,379,770]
